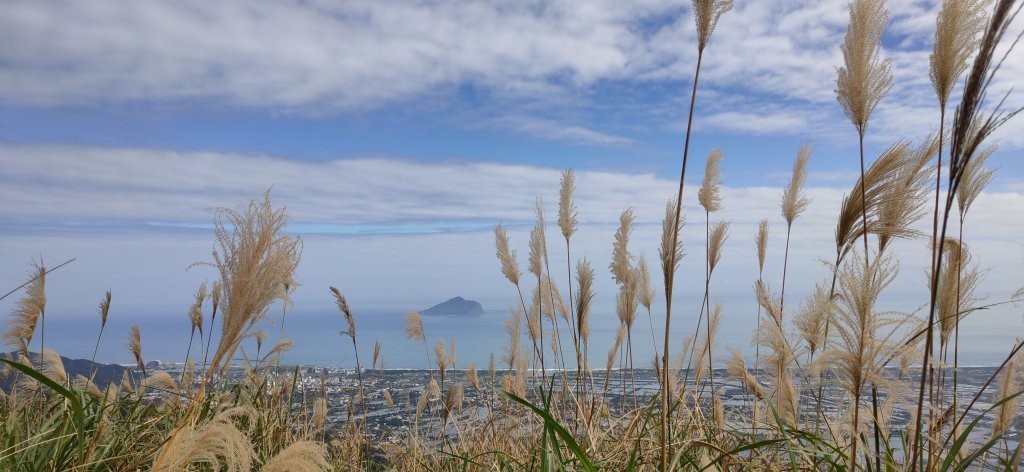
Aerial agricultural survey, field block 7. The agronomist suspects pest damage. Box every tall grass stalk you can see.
[661,3,732,466]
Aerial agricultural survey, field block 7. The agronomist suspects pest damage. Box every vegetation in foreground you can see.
[2,0,1024,470]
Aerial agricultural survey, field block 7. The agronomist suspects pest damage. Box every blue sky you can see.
[1,0,1023,365]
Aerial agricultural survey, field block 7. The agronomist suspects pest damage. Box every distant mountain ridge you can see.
[1,352,128,391]
[422,296,484,317]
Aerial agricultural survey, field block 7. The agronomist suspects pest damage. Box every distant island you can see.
[421,296,484,317]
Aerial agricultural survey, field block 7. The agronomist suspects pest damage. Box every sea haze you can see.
[34,300,1023,369]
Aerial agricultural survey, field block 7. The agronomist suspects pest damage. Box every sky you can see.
[1,0,1023,366]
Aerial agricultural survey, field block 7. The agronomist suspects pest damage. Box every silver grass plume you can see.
[4,261,46,355]
[931,0,991,108]
[660,198,686,296]
[698,148,724,213]
[610,208,636,285]
[558,169,579,241]
[494,224,521,286]
[756,219,769,273]
[781,144,813,227]
[835,0,893,135]
[692,0,733,52]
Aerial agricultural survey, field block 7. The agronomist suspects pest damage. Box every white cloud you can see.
[3,143,1023,366]
[3,0,1023,149]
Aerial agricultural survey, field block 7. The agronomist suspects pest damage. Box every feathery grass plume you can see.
[381,388,394,408]
[698,148,724,213]
[829,253,902,467]
[434,339,447,387]
[755,280,784,329]
[494,224,521,286]
[913,4,1024,464]
[4,261,46,355]
[753,280,797,423]
[989,354,1021,441]
[98,290,111,329]
[956,142,996,217]
[781,144,813,226]
[615,267,640,331]
[660,198,686,292]
[877,136,938,253]
[756,219,769,273]
[372,340,382,371]
[155,406,257,472]
[835,0,892,135]
[90,290,112,373]
[332,287,355,340]
[934,239,982,346]
[637,257,655,312]
[128,324,145,376]
[39,349,67,385]
[794,283,832,354]
[512,355,528,398]
[443,383,464,426]
[312,397,327,431]
[260,441,330,472]
[604,326,625,394]
[467,364,480,392]
[558,169,579,241]
[726,348,764,400]
[448,337,456,368]
[692,0,733,51]
[189,283,207,340]
[610,208,636,285]
[72,374,102,399]
[415,378,440,426]
[708,221,730,274]
[834,141,911,261]
[575,258,594,345]
[404,312,425,343]
[502,305,522,370]
[204,191,301,377]
[931,0,990,108]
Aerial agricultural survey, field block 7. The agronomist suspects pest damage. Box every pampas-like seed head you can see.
[98,290,111,329]
[494,224,521,286]
[931,0,990,108]
[835,0,893,134]
[204,191,301,377]
[260,441,330,472]
[877,136,938,254]
[692,0,733,51]
[781,144,813,226]
[726,349,764,400]
[372,340,382,370]
[934,238,983,346]
[794,283,833,354]
[4,261,46,355]
[755,219,769,273]
[957,141,996,217]
[405,312,425,343]
[330,287,355,339]
[382,388,394,408]
[558,169,579,241]
[575,258,595,344]
[528,198,549,279]
[990,354,1021,440]
[433,339,447,374]
[467,364,480,392]
[502,305,522,370]
[188,283,206,337]
[835,141,911,261]
[155,406,257,472]
[610,208,636,285]
[698,148,724,213]
[128,324,144,373]
[637,257,655,311]
[708,220,730,274]
[660,198,686,294]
